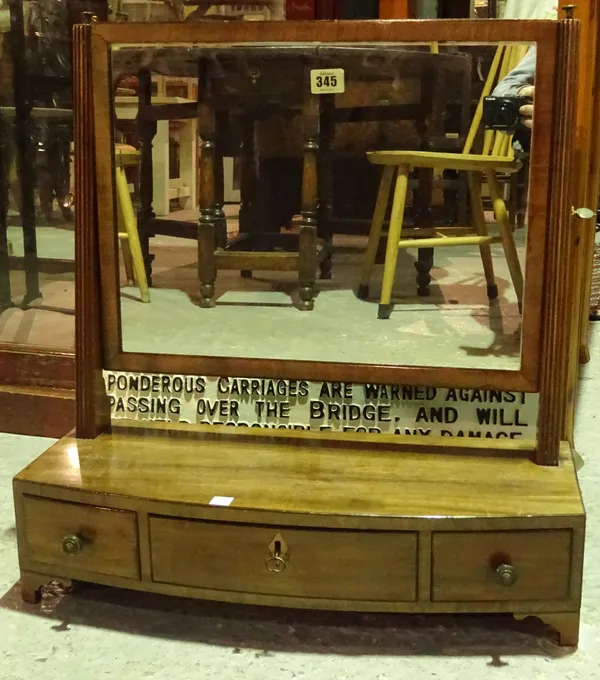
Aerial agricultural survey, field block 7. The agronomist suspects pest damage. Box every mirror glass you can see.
[0,0,75,350]
[109,40,536,371]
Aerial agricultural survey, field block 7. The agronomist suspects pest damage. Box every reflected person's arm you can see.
[492,46,536,129]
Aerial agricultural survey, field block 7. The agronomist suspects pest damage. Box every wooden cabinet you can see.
[10,17,587,652]
[13,435,585,648]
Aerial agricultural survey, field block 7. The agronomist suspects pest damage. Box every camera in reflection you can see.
[483,95,531,131]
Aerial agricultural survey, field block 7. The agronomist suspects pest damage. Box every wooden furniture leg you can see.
[9,0,40,305]
[413,168,435,297]
[137,68,157,286]
[514,612,580,647]
[239,115,258,278]
[197,60,218,308]
[358,165,394,300]
[318,93,335,280]
[120,237,135,286]
[415,247,434,298]
[213,110,228,249]
[468,171,498,300]
[486,171,524,309]
[379,164,410,319]
[0,117,12,311]
[20,570,72,605]
[116,165,150,303]
[413,66,437,298]
[298,73,320,311]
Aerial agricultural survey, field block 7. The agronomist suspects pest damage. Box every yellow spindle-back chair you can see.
[358,44,530,319]
[115,144,150,303]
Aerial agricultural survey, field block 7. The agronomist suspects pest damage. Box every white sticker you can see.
[209,496,234,507]
[310,68,345,95]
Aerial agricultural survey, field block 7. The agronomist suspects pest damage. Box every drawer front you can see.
[150,517,417,602]
[432,531,572,602]
[22,496,140,579]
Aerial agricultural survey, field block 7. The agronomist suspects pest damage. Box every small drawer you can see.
[150,516,417,602]
[431,530,572,602]
[22,496,140,579]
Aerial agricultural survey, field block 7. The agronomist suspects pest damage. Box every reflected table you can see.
[113,44,471,291]
[0,105,72,310]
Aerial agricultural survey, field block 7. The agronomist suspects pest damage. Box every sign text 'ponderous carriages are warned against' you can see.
[104,371,539,440]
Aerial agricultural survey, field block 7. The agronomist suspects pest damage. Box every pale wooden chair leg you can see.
[486,171,524,310]
[358,165,395,300]
[467,171,498,301]
[115,180,135,287]
[378,165,410,319]
[120,236,135,287]
[116,166,150,303]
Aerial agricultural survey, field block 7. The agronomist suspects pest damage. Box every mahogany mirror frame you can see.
[78,18,580,464]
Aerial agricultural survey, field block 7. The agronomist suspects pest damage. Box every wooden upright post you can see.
[566,0,600,442]
[379,0,411,18]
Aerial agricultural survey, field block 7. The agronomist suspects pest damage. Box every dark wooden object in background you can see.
[6,0,40,305]
[126,45,470,295]
[0,1,106,438]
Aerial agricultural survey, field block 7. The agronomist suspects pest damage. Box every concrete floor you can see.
[0,329,599,678]
[0,224,525,369]
[122,231,524,371]
[1,225,75,350]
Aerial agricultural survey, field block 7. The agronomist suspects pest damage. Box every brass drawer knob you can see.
[62,534,83,556]
[496,563,518,586]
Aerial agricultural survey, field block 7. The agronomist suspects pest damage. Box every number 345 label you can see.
[310,68,345,94]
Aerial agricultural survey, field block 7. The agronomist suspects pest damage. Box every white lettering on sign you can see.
[103,371,539,440]
[310,68,345,94]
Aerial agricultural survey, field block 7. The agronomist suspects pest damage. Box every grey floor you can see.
[0,329,599,678]
[122,232,525,371]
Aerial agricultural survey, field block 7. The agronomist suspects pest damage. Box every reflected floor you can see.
[121,232,525,370]
[0,225,75,350]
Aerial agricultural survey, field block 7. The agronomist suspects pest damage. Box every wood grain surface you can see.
[14,433,583,521]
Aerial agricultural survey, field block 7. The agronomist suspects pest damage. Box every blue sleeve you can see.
[492,46,537,97]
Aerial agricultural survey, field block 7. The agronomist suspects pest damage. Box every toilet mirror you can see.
[91,21,559,395]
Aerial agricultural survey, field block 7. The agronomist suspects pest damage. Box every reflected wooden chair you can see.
[115,144,150,303]
[185,0,283,21]
[358,44,528,319]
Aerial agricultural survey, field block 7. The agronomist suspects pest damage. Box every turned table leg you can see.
[0,115,13,311]
[213,110,228,249]
[197,60,217,308]
[318,93,334,281]
[414,168,435,297]
[298,70,319,311]
[137,67,157,286]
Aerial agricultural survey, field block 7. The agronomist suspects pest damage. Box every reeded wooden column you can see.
[197,59,218,309]
[299,67,319,311]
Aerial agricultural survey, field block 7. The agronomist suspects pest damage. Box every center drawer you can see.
[149,516,417,602]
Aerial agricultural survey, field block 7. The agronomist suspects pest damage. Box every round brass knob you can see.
[265,555,287,573]
[562,4,577,19]
[496,563,518,586]
[62,534,83,556]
